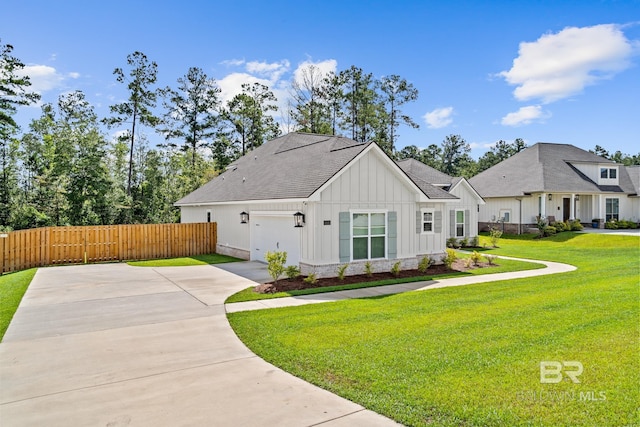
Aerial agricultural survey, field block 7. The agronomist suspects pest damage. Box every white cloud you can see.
[293,59,337,85]
[501,105,551,126]
[423,107,454,129]
[220,58,245,67]
[17,65,64,93]
[499,24,638,103]
[217,72,272,104]
[245,59,290,82]
[68,72,80,79]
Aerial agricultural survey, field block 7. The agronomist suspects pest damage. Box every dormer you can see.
[598,165,619,186]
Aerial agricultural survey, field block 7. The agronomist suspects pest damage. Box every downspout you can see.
[516,197,522,235]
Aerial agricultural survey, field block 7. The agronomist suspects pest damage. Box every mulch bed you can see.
[254,259,495,293]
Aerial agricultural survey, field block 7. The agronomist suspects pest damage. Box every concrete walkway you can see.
[226,256,576,313]
[0,262,399,426]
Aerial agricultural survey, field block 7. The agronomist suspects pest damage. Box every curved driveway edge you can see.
[225,256,576,313]
[0,262,400,426]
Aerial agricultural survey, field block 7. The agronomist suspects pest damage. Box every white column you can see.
[570,194,575,220]
[541,193,546,219]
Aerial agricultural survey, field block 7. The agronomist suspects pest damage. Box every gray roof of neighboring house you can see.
[625,166,640,195]
[469,142,637,198]
[176,133,454,205]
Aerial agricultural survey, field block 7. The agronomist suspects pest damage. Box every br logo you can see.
[540,361,583,384]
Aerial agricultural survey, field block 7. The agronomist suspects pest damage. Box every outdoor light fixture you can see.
[293,211,305,227]
[240,211,249,224]
[548,194,553,201]
[575,195,580,201]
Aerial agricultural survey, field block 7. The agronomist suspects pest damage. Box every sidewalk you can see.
[226,256,576,313]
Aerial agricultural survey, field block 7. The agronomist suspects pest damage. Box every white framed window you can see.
[352,211,387,260]
[421,209,435,233]
[605,198,619,222]
[600,167,618,180]
[499,209,511,223]
[455,210,465,238]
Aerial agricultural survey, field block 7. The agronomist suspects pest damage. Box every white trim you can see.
[420,208,435,234]
[175,198,307,207]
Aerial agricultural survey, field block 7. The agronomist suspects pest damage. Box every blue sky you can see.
[4,0,639,158]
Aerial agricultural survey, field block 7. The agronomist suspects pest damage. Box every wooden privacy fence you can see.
[0,222,217,274]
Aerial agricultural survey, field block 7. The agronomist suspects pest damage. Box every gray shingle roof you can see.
[469,143,637,197]
[396,158,458,199]
[626,166,640,195]
[176,133,370,205]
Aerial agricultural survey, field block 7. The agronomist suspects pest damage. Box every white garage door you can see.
[251,215,301,266]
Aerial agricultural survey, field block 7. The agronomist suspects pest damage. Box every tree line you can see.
[2,42,638,230]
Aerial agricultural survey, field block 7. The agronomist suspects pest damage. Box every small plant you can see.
[536,217,548,237]
[336,264,349,281]
[469,236,479,247]
[364,261,373,277]
[265,251,287,283]
[605,220,618,229]
[570,219,584,231]
[285,265,300,279]
[470,250,483,266]
[464,257,473,268]
[489,227,503,247]
[460,237,469,248]
[418,256,432,273]
[446,237,459,248]
[443,248,457,269]
[391,261,401,277]
[303,273,318,285]
[485,254,497,265]
[543,225,557,236]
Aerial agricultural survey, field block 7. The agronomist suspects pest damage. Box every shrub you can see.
[446,237,459,248]
[570,219,584,231]
[552,221,567,232]
[470,250,483,266]
[489,227,503,247]
[391,261,401,277]
[303,273,318,285]
[336,264,349,281]
[543,225,557,236]
[485,254,497,265]
[285,265,300,279]
[464,257,473,268]
[443,248,457,269]
[469,236,479,247]
[605,220,618,229]
[265,251,287,283]
[364,261,373,277]
[418,256,432,273]
[460,237,469,248]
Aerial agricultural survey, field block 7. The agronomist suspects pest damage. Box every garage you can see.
[250,214,301,266]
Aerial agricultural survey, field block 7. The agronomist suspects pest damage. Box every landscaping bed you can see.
[255,259,492,293]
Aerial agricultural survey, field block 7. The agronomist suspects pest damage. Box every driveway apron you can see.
[0,262,398,427]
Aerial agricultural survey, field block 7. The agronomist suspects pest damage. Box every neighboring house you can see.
[469,142,640,233]
[176,132,482,277]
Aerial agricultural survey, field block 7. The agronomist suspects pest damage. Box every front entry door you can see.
[563,198,570,221]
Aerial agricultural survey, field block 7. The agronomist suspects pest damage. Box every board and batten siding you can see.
[313,149,436,263]
[180,202,304,260]
[448,182,482,237]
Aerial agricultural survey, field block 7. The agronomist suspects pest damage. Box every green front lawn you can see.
[228,233,639,426]
[0,269,37,341]
[127,253,241,267]
[226,256,544,303]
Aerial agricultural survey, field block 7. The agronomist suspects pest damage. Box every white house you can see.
[176,133,483,277]
[469,143,640,233]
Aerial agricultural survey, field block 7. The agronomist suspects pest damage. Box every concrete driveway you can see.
[0,262,398,426]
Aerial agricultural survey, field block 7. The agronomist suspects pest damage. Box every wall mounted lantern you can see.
[575,195,580,201]
[548,194,553,201]
[293,212,305,227]
[240,211,249,224]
